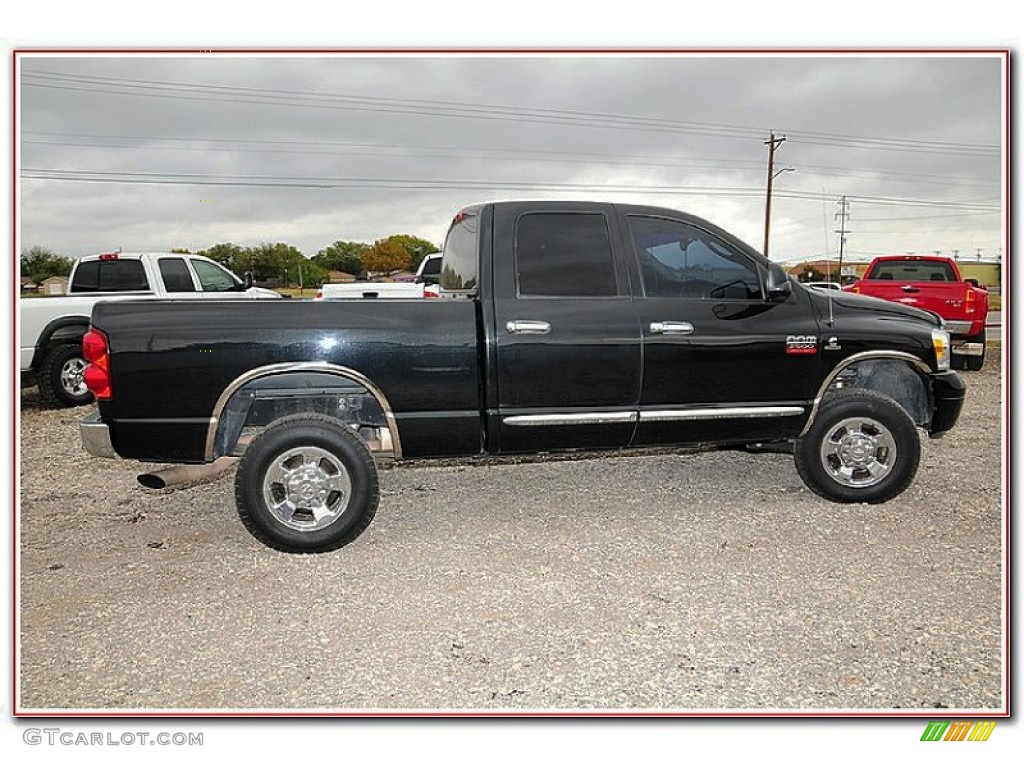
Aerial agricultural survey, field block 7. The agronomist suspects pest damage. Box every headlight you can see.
[932,328,951,371]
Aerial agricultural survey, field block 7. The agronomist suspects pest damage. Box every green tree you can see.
[20,246,73,284]
[312,240,369,276]
[385,234,439,271]
[170,247,192,254]
[199,243,245,272]
[242,242,307,283]
[360,239,412,275]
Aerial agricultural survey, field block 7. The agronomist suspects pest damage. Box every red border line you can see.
[10,47,1012,719]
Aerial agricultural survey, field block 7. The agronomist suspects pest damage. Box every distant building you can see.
[40,276,69,296]
[327,271,356,283]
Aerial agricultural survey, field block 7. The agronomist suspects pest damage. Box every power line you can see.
[21,132,1001,190]
[18,167,1003,211]
[22,69,1001,157]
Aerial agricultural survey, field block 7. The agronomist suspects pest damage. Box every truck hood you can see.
[807,287,942,328]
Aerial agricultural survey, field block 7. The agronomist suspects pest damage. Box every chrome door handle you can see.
[649,321,694,335]
[506,320,551,335]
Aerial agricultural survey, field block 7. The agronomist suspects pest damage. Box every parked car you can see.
[80,202,965,553]
[844,255,989,370]
[20,252,280,407]
[314,253,442,300]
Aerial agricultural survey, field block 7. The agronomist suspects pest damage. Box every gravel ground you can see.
[17,358,1004,712]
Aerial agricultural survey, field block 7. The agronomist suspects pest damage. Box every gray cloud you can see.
[19,53,1003,264]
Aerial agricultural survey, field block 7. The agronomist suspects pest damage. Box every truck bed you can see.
[91,298,482,462]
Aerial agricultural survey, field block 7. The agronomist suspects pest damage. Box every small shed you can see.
[40,276,69,296]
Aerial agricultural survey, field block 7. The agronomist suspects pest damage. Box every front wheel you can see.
[794,389,920,504]
[235,414,380,553]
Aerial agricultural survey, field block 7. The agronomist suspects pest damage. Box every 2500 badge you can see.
[786,335,818,355]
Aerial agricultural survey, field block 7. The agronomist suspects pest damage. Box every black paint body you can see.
[91,202,964,464]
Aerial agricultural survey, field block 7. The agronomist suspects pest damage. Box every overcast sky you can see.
[17,53,1003,265]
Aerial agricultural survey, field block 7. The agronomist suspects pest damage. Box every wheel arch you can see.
[32,315,91,369]
[801,351,933,436]
[204,362,402,461]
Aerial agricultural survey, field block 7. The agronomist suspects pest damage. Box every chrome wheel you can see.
[819,416,897,488]
[60,356,88,397]
[261,445,352,531]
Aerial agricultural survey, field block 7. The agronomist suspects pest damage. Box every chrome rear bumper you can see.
[80,412,117,459]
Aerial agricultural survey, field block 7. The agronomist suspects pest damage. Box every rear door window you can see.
[158,257,197,292]
[515,212,618,297]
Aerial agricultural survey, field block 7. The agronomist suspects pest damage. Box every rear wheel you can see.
[794,389,920,504]
[235,414,379,553]
[39,343,94,408]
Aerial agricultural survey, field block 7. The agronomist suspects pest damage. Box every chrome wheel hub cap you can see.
[262,446,351,531]
[820,417,897,488]
[61,357,88,397]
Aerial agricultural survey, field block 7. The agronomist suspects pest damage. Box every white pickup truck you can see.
[20,252,280,407]
[313,253,442,300]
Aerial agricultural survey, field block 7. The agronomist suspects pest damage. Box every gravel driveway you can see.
[17,357,1004,712]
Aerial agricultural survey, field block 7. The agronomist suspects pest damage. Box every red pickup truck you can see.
[844,255,989,370]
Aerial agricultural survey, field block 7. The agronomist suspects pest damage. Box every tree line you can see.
[20,234,440,287]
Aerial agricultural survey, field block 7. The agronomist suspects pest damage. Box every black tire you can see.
[965,331,986,372]
[235,414,380,553]
[39,343,94,408]
[794,389,920,504]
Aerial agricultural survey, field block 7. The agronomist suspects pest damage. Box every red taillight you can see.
[98,252,119,261]
[315,290,323,300]
[423,286,439,298]
[965,285,975,314]
[82,328,112,399]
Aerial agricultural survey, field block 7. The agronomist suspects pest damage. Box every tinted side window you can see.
[70,261,99,292]
[158,258,196,292]
[628,216,763,300]
[191,259,238,292]
[420,255,442,279]
[440,214,479,293]
[515,213,617,297]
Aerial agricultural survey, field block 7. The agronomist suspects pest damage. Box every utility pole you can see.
[763,131,788,260]
[952,249,960,261]
[834,196,851,284]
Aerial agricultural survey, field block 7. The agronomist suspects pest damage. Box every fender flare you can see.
[204,362,402,461]
[800,350,932,436]
[32,315,91,369]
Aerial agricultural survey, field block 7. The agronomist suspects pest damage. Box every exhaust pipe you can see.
[137,456,239,490]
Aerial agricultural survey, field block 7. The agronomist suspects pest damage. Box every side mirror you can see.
[243,271,254,290]
[765,262,792,301]
[964,277,979,288]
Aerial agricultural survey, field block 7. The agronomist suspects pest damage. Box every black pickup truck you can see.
[80,201,966,553]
